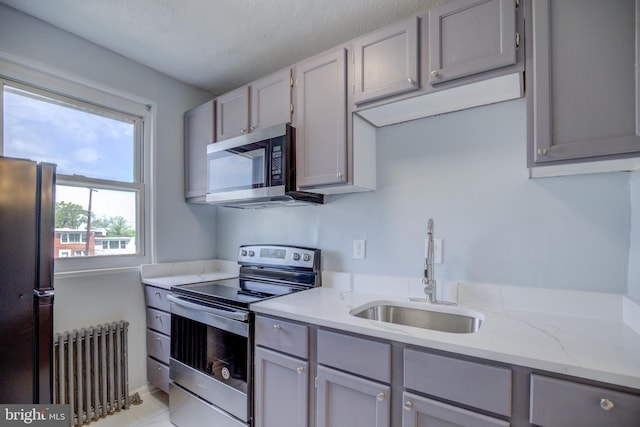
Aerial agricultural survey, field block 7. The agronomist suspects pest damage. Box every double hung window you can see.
[1,75,150,271]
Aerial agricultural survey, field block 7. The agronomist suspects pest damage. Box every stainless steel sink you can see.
[350,302,483,334]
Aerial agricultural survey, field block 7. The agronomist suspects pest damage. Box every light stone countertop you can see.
[251,272,640,391]
[139,259,239,289]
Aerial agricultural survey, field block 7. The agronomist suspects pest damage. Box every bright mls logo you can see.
[0,405,69,426]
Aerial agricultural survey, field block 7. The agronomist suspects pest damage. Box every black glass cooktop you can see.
[172,277,303,309]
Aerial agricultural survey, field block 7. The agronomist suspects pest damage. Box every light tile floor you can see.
[87,389,171,427]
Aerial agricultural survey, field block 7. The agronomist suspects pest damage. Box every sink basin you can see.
[350,301,483,334]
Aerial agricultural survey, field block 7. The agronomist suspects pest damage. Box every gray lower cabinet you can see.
[402,391,510,427]
[527,0,640,166]
[143,285,171,393]
[316,365,390,427]
[254,315,310,427]
[427,0,517,86]
[184,99,214,203]
[404,348,512,417]
[529,374,640,427]
[254,347,309,427]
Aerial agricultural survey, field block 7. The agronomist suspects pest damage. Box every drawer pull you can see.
[273,324,281,331]
[296,367,305,374]
[154,291,161,296]
[376,392,385,401]
[403,401,413,411]
[600,398,615,412]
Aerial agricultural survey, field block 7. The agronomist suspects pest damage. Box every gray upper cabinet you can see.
[184,100,214,203]
[295,48,348,189]
[250,69,292,131]
[216,69,292,142]
[428,0,517,86]
[352,16,420,105]
[215,85,249,141]
[528,0,640,167]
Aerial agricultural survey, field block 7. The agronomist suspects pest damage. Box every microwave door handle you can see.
[167,294,249,323]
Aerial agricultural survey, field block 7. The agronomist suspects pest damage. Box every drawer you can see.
[146,307,171,335]
[530,374,640,427]
[402,391,510,427]
[404,348,512,417]
[146,329,170,364]
[255,315,308,359]
[144,285,171,311]
[317,329,391,383]
[147,356,169,394]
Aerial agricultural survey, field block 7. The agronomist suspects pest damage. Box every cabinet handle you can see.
[600,398,615,412]
[296,367,305,374]
[337,172,344,179]
[273,324,281,331]
[403,401,413,411]
[537,147,548,156]
[241,128,247,134]
[154,291,160,296]
[407,77,416,86]
[155,315,161,320]
[250,125,256,131]
[430,70,439,78]
[376,392,385,401]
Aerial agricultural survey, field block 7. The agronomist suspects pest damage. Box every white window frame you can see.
[0,52,153,273]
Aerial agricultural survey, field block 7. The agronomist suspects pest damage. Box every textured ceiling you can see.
[0,0,448,95]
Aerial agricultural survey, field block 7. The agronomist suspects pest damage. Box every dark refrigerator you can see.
[0,156,56,404]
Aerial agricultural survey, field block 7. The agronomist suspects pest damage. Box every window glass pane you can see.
[3,86,135,182]
[54,185,137,258]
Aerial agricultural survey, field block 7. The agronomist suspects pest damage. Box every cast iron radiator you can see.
[53,321,130,426]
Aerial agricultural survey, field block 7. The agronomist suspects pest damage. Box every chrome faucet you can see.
[423,218,438,303]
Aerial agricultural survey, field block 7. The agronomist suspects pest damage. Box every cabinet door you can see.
[295,48,348,188]
[402,392,510,427]
[428,0,516,85]
[316,366,390,427]
[251,69,292,131]
[528,0,640,165]
[254,347,309,427]
[529,375,640,427]
[184,100,214,201]
[353,17,419,105]
[216,85,249,141]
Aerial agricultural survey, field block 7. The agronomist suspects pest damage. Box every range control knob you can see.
[303,254,311,262]
[292,253,301,261]
[248,250,255,257]
[240,250,247,256]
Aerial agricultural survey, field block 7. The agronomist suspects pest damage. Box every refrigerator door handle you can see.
[33,289,55,298]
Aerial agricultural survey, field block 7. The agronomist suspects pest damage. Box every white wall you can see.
[54,271,147,391]
[0,4,218,264]
[629,171,640,299]
[216,98,632,294]
[0,4,218,391]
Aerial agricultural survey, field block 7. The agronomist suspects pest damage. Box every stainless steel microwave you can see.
[205,123,323,208]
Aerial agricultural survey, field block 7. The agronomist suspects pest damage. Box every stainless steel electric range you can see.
[167,244,321,427]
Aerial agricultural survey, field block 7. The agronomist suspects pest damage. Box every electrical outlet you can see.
[353,239,366,260]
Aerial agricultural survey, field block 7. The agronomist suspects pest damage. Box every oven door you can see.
[168,295,252,424]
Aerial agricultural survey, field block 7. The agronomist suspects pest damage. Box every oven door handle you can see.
[168,295,249,337]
